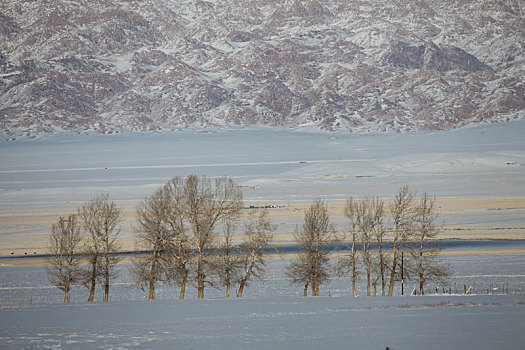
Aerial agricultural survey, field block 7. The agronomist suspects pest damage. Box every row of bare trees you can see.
[46,177,448,302]
[286,186,449,297]
[131,175,276,300]
[45,194,121,303]
[46,175,278,303]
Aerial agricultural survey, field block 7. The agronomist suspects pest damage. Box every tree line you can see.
[288,187,449,298]
[46,175,448,303]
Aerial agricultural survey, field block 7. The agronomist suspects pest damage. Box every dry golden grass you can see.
[0,303,25,310]
[1,196,524,261]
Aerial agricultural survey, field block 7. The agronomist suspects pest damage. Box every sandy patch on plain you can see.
[1,196,524,257]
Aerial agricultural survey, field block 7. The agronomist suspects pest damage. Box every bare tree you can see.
[78,193,121,302]
[339,197,384,296]
[355,197,384,296]
[335,197,360,297]
[132,179,193,300]
[214,220,242,298]
[286,199,335,296]
[372,199,387,296]
[410,193,449,295]
[163,177,192,299]
[45,215,83,303]
[337,196,388,296]
[236,209,276,298]
[132,175,242,300]
[183,175,243,299]
[387,186,416,296]
[286,256,313,296]
[132,187,171,301]
[371,255,382,297]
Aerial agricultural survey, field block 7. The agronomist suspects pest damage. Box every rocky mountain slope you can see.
[1,0,524,139]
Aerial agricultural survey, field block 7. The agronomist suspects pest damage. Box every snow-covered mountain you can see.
[1,0,524,139]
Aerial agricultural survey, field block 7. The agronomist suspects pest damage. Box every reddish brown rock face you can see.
[1,0,524,139]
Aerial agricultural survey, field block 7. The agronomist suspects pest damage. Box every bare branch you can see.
[45,215,83,303]
[286,199,336,296]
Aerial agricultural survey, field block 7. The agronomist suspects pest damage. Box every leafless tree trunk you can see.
[388,186,416,296]
[183,175,243,299]
[133,179,193,300]
[45,215,83,303]
[339,197,383,296]
[372,202,386,296]
[356,197,382,296]
[335,197,360,297]
[362,226,372,297]
[214,221,242,298]
[78,193,121,302]
[179,269,188,299]
[375,226,387,296]
[132,187,171,301]
[410,193,449,295]
[168,232,191,300]
[286,256,313,296]
[370,247,384,297]
[236,209,275,298]
[131,255,161,300]
[286,199,335,296]
[84,244,98,301]
[163,177,192,300]
[372,273,379,296]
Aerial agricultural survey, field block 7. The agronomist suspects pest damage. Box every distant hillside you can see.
[1,0,524,139]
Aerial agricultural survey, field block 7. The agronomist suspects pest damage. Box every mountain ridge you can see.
[1,0,524,140]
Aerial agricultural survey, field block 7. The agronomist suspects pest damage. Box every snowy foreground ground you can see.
[3,254,525,305]
[1,254,525,349]
[2,295,525,350]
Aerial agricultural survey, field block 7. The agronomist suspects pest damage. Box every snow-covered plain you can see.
[2,255,525,305]
[1,121,525,348]
[1,120,524,202]
[2,294,525,350]
[2,255,525,349]
[1,121,524,253]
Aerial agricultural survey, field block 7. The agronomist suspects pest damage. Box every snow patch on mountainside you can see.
[1,0,524,140]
